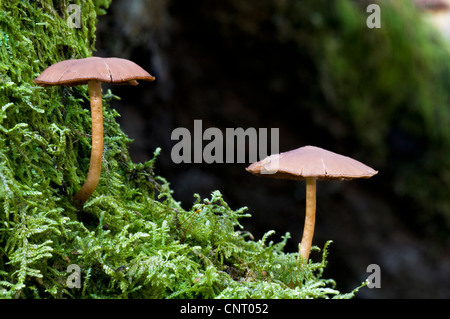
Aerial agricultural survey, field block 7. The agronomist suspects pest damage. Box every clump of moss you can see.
[0,0,363,298]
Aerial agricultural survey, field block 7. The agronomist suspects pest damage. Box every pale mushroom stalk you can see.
[73,80,103,206]
[299,177,316,262]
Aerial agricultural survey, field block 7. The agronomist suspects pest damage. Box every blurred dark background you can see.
[95,0,450,298]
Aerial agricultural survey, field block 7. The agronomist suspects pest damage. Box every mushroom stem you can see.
[299,177,316,263]
[73,80,103,207]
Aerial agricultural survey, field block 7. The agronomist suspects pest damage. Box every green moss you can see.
[0,0,362,298]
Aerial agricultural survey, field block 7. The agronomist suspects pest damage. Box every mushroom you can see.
[415,0,450,12]
[34,57,155,207]
[246,145,377,262]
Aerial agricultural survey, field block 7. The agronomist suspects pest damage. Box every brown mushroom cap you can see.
[246,145,378,181]
[34,57,156,87]
[415,0,450,12]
